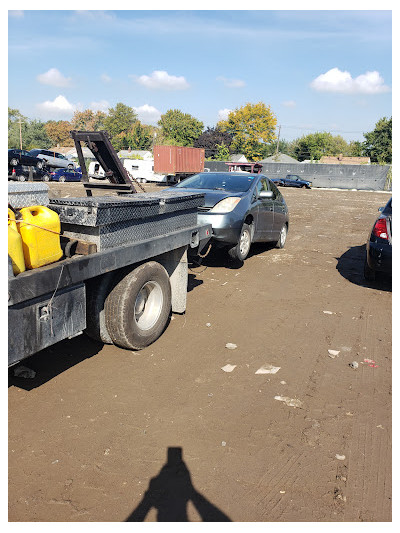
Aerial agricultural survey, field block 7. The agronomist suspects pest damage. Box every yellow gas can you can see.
[8,208,26,275]
[18,205,63,269]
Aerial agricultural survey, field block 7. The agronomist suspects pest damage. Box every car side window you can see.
[256,178,270,195]
[269,180,281,200]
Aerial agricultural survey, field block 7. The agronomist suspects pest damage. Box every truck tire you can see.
[85,272,117,344]
[105,262,172,350]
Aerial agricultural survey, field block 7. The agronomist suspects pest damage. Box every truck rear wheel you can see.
[105,262,172,350]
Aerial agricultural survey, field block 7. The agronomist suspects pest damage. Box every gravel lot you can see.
[9,184,392,522]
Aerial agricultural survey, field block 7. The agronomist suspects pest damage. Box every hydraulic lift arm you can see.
[70,130,137,196]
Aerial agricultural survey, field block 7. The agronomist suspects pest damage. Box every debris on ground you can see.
[206,323,211,327]
[256,364,281,375]
[221,364,237,373]
[328,349,340,358]
[323,310,334,314]
[274,396,303,408]
[363,358,379,367]
[13,365,36,379]
[225,343,237,350]
[335,454,346,461]
[349,361,359,369]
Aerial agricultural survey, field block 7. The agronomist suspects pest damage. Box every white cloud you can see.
[101,73,112,83]
[133,104,162,124]
[216,76,246,88]
[37,68,72,87]
[282,100,296,108]
[36,95,76,118]
[136,70,189,90]
[9,10,24,18]
[310,68,390,94]
[218,109,232,121]
[89,100,110,112]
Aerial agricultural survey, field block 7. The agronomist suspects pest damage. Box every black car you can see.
[173,172,289,262]
[8,149,44,169]
[273,174,312,188]
[364,197,392,280]
[8,164,51,182]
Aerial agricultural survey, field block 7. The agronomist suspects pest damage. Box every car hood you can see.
[172,187,245,208]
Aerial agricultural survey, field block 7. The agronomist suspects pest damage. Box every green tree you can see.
[291,132,351,161]
[24,120,53,150]
[120,122,154,151]
[261,139,294,159]
[214,143,230,161]
[103,103,137,138]
[362,117,392,164]
[157,109,204,147]
[217,102,277,161]
[71,109,107,132]
[8,108,27,148]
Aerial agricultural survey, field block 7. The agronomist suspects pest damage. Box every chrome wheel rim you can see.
[134,281,163,330]
[280,226,287,246]
[239,229,251,256]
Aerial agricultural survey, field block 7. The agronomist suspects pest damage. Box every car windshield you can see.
[175,173,255,193]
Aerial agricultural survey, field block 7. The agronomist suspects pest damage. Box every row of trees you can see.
[8,103,392,164]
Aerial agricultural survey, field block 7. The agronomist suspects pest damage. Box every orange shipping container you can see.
[153,145,205,175]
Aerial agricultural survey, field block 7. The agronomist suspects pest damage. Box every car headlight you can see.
[209,197,241,213]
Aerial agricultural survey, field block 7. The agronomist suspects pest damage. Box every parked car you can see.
[28,149,76,169]
[172,172,289,261]
[8,165,51,182]
[48,168,82,182]
[364,197,392,280]
[8,149,44,169]
[273,174,312,188]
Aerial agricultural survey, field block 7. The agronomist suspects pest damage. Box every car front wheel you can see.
[10,158,19,166]
[59,176,66,182]
[228,223,252,262]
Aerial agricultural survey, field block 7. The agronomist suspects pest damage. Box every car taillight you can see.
[373,218,389,240]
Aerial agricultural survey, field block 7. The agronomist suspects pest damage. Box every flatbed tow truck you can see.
[8,131,211,367]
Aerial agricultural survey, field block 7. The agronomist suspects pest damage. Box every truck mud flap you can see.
[8,283,86,367]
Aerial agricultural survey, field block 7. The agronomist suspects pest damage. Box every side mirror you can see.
[259,190,274,199]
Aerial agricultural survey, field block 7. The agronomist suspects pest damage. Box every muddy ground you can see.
[8,184,392,522]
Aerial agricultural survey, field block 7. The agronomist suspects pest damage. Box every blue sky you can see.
[8,8,392,143]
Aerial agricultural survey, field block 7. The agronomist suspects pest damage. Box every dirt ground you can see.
[8,183,392,522]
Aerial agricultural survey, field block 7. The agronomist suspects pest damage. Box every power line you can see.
[280,124,365,134]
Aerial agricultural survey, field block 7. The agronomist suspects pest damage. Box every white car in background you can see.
[28,149,76,169]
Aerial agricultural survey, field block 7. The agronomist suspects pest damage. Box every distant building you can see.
[229,154,248,163]
[319,154,371,165]
[65,146,97,160]
[260,152,298,164]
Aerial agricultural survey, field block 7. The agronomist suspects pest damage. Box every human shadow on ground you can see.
[126,447,232,522]
[8,334,103,390]
[336,244,391,292]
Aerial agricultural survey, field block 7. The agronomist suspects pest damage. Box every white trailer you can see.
[88,159,166,183]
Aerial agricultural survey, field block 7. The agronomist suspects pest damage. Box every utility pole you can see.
[18,118,24,150]
[275,125,281,154]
